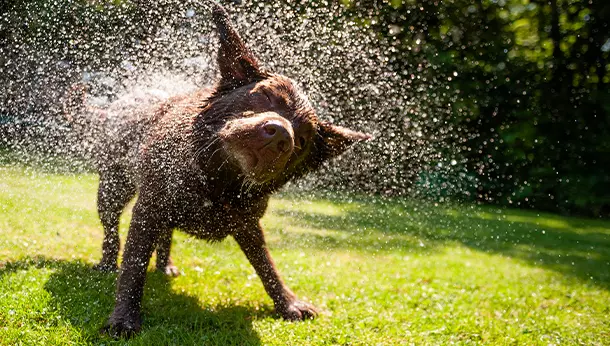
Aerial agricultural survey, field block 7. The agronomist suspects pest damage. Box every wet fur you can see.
[91,3,370,337]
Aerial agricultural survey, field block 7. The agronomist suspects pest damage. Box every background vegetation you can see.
[1,0,609,217]
[335,0,610,216]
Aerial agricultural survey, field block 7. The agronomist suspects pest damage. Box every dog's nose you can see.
[262,120,293,153]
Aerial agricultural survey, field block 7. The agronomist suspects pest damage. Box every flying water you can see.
[0,0,472,206]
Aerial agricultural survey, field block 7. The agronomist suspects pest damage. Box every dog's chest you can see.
[174,200,260,241]
[167,179,265,241]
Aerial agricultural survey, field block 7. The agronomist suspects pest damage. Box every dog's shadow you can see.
[0,257,264,345]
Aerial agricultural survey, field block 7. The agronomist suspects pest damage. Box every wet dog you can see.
[92,4,370,336]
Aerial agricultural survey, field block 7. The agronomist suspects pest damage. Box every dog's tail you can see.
[61,83,108,129]
[61,83,90,123]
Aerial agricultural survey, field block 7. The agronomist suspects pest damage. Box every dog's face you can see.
[201,6,370,186]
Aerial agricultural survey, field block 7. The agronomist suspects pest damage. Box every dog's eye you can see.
[261,90,272,103]
[250,89,272,104]
[294,123,313,151]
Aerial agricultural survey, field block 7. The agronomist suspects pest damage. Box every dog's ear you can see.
[316,121,372,160]
[212,4,265,87]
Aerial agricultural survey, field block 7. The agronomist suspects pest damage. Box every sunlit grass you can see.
[1,164,609,345]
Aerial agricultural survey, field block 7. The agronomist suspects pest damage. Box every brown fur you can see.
[94,4,370,337]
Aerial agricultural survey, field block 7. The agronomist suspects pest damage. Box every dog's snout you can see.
[262,120,293,153]
[262,120,287,138]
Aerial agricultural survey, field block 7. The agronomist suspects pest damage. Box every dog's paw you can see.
[92,261,118,273]
[100,316,141,339]
[278,299,318,321]
[157,264,180,277]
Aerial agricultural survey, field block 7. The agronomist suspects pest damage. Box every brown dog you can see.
[95,4,370,336]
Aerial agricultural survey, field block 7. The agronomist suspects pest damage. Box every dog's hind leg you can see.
[94,167,136,272]
[155,230,180,276]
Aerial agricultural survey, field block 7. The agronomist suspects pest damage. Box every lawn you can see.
[0,163,609,345]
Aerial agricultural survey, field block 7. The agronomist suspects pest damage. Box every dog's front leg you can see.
[102,197,165,337]
[233,222,318,321]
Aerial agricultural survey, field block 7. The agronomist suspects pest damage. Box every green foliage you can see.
[341,0,610,216]
[2,0,608,216]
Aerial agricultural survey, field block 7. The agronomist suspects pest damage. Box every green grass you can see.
[1,163,609,345]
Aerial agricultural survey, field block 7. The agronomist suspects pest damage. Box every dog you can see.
[87,3,370,337]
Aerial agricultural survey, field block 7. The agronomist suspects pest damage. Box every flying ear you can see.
[317,121,372,160]
[212,3,266,87]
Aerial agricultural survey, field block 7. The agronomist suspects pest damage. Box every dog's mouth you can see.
[218,112,294,184]
[234,150,288,183]
[238,150,259,168]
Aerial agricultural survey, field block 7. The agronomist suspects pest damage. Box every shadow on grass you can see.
[0,257,264,345]
[272,193,610,290]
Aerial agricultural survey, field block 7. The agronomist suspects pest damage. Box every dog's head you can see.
[198,4,371,187]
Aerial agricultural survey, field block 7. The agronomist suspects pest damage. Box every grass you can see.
[1,163,609,345]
